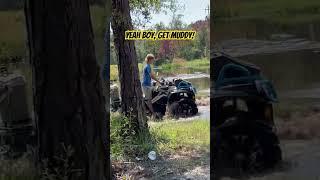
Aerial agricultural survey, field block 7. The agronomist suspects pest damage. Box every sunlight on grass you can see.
[159,58,209,74]
[110,63,143,81]
[150,119,210,154]
[111,112,210,159]
[110,58,209,81]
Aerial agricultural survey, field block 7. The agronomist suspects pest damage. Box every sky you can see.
[145,0,209,28]
[110,0,209,33]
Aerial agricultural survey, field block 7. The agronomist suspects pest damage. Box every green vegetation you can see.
[159,58,209,74]
[0,6,106,64]
[111,112,210,160]
[110,58,210,80]
[110,63,144,81]
[110,113,156,160]
[150,119,210,153]
[0,10,25,60]
[215,0,320,24]
[0,156,37,180]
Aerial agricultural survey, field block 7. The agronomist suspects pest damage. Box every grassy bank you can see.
[215,0,320,24]
[0,6,106,63]
[110,58,210,80]
[159,58,209,75]
[110,63,144,81]
[150,119,210,154]
[111,113,210,160]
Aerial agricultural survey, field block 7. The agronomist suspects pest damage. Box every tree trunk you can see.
[111,0,147,132]
[102,2,111,110]
[24,0,110,179]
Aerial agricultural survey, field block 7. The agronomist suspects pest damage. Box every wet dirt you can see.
[221,140,320,180]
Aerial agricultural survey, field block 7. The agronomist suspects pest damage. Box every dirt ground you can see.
[112,149,210,180]
[221,139,320,180]
[219,109,320,180]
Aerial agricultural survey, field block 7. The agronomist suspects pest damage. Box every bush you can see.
[110,113,156,160]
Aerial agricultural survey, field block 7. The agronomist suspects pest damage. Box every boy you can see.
[142,54,160,115]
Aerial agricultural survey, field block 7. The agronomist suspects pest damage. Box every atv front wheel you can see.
[168,99,198,118]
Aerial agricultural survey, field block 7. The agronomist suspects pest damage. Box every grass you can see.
[0,10,25,59]
[110,113,156,160]
[0,6,107,63]
[150,119,210,154]
[110,64,119,81]
[214,0,320,24]
[110,63,144,81]
[110,58,210,80]
[0,155,37,180]
[110,112,210,160]
[159,58,209,75]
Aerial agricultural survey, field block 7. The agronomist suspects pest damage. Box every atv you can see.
[212,52,282,178]
[147,78,198,119]
[110,78,198,119]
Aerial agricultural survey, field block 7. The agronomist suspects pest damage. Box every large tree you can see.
[111,0,147,132]
[25,0,109,179]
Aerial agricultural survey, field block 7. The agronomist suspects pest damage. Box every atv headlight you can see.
[236,99,248,112]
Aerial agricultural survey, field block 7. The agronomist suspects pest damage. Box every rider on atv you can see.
[141,54,161,118]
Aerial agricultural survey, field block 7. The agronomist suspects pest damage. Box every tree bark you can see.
[24,0,110,179]
[111,0,147,132]
[102,2,111,111]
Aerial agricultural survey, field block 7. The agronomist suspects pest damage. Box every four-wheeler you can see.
[146,78,198,119]
[110,78,198,119]
[212,52,282,178]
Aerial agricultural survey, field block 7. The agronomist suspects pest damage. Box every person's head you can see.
[145,54,155,64]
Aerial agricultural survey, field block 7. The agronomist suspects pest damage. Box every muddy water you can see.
[214,17,320,106]
[213,18,320,43]
[241,50,320,98]
[187,77,210,93]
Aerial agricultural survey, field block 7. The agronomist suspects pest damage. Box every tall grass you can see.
[110,63,144,81]
[110,113,156,160]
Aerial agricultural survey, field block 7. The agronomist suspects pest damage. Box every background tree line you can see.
[0,0,105,10]
[110,16,210,65]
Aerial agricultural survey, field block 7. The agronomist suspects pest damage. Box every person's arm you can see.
[151,72,160,83]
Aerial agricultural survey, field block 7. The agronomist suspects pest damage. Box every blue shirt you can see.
[142,64,151,87]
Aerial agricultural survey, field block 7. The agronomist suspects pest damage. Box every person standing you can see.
[142,54,160,116]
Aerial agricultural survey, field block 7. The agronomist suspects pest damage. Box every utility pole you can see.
[205,5,210,16]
